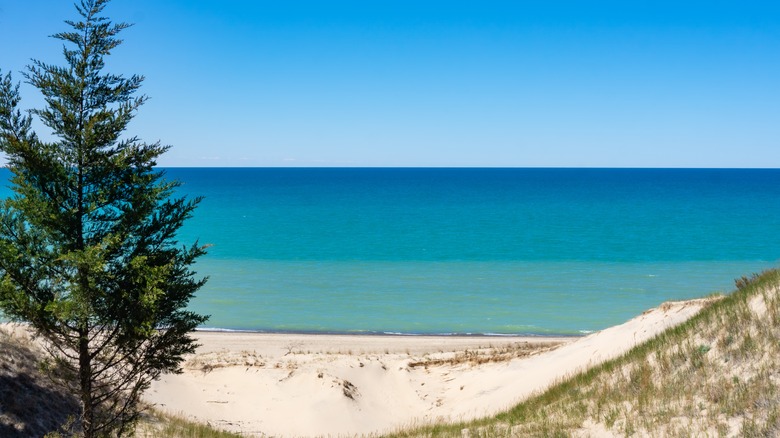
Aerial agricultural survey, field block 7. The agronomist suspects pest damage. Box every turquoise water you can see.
[162,168,780,335]
[5,168,780,334]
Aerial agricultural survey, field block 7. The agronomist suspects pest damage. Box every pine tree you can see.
[0,1,208,436]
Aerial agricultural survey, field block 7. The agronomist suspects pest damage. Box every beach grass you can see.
[387,268,780,437]
[136,410,244,438]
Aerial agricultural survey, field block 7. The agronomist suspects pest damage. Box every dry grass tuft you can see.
[184,350,266,373]
[407,341,563,369]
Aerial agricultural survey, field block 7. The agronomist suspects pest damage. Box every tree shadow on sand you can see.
[0,329,80,437]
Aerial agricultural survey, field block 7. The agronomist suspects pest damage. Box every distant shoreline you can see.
[193,326,584,338]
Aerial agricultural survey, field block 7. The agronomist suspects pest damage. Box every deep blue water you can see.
[6,168,780,334]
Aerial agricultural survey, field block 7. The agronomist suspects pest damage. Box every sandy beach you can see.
[145,298,709,437]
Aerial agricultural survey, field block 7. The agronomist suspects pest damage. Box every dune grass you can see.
[135,410,243,438]
[387,268,780,437]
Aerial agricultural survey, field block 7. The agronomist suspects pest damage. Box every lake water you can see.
[164,168,780,335]
[5,168,780,335]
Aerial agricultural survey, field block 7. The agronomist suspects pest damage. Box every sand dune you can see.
[145,299,708,437]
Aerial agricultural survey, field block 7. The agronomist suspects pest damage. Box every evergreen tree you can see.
[0,1,208,436]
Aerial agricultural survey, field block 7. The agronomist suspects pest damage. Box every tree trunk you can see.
[79,329,94,438]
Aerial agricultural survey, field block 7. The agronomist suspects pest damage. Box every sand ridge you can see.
[145,298,709,437]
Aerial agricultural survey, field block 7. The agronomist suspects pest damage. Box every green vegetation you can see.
[388,268,780,437]
[0,1,207,436]
[136,410,244,438]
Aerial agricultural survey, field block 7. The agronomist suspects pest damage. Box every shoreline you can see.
[194,326,585,338]
[185,330,570,357]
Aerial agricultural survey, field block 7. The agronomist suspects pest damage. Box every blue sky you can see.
[1,1,779,167]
